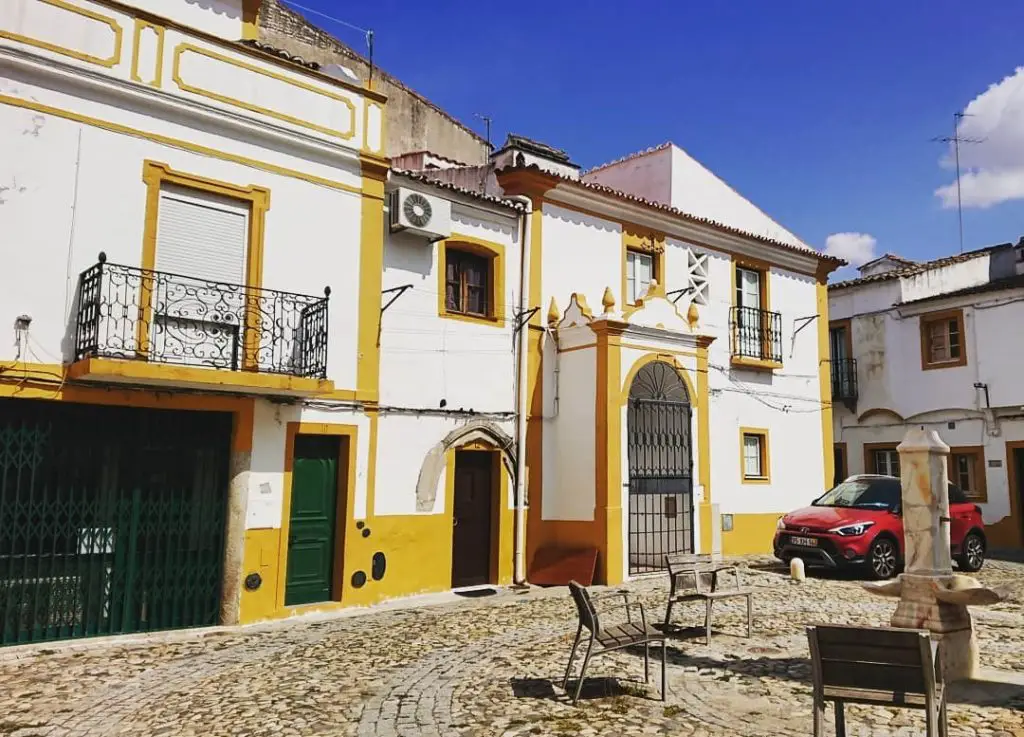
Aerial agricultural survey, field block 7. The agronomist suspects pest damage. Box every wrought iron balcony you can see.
[729,305,783,364]
[831,358,858,402]
[74,254,330,379]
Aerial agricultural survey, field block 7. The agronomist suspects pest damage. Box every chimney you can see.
[490,134,580,180]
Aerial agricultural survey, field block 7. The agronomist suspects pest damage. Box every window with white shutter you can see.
[150,185,252,369]
[154,185,250,283]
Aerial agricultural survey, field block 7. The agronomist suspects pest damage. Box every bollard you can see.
[790,557,805,582]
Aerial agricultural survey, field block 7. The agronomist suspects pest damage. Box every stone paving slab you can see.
[1,556,1022,736]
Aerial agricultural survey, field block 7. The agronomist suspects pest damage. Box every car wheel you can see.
[868,536,899,580]
[958,532,985,573]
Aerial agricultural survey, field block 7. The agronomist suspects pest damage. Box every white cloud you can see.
[824,232,877,266]
[935,66,1024,209]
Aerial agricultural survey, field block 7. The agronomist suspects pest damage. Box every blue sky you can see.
[294,1,1024,276]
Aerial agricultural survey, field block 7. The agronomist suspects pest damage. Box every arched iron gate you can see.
[626,362,694,574]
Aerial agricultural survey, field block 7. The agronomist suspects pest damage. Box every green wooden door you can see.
[284,435,340,606]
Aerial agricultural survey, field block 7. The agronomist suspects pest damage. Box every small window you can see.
[871,448,900,477]
[626,249,654,304]
[740,429,770,483]
[920,309,967,369]
[445,249,491,318]
[948,447,987,502]
[735,266,763,309]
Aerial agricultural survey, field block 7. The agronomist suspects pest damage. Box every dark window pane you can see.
[948,483,968,504]
[466,286,486,315]
[447,249,491,317]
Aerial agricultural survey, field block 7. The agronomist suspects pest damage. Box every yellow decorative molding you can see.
[739,426,772,485]
[436,234,508,329]
[547,297,560,326]
[361,100,386,156]
[686,301,700,328]
[0,0,123,68]
[172,42,357,140]
[130,18,164,87]
[729,355,783,371]
[139,160,270,367]
[68,357,333,397]
[275,422,360,613]
[602,286,616,314]
[356,168,385,401]
[0,94,368,197]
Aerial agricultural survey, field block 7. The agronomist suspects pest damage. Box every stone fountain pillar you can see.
[887,428,977,681]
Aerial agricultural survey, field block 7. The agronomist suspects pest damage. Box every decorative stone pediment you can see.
[557,293,594,329]
[624,292,691,333]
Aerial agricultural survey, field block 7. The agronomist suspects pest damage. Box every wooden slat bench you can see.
[663,553,752,645]
[806,624,947,737]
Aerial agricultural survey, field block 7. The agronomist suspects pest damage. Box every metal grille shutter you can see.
[154,185,249,284]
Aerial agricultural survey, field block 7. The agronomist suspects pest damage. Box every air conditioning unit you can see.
[388,188,451,239]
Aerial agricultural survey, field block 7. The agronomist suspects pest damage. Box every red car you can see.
[773,474,986,579]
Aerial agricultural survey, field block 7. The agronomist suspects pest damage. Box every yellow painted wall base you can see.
[984,516,1020,550]
[721,513,781,555]
[240,528,282,621]
[238,463,515,624]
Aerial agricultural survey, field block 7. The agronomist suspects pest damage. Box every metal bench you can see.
[563,580,667,705]
[663,553,752,645]
[807,624,947,737]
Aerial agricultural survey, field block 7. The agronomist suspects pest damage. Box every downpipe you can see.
[508,195,532,586]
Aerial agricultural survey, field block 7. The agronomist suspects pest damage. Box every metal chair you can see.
[562,580,667,704]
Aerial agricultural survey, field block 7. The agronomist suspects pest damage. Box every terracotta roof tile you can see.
[829,245,1007,290]
[391,169,523,211]
[584,142,674,175]
[499,163,841,265]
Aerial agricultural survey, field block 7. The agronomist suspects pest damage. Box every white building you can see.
[829,239,1024,550]
[494,138,841,583]
[0,0,841,646]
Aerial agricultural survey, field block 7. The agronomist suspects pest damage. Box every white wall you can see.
[583,144,806,249]
[537,204,827,528]
[0,100,363,389]
[543,334,597,521]
[829,258,1024,529]
[541,204,621,311]
[582,147,672,205]
[0,8,371,391]
[379,198,520,413]
[246,400,373,530]
[128,0,245,39]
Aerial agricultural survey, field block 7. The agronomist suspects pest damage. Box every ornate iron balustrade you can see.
[728,305,783,363]
[831,357,858,401]
[75,254,330,379]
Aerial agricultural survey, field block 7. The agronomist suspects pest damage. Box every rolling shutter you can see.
[154,184,249,284]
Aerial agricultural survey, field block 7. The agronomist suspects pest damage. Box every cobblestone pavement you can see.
[2,556,1024,737]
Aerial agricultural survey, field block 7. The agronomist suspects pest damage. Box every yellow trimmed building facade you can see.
[0,1,839,646]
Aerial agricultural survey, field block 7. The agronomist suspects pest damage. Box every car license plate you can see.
[790,535,817,547]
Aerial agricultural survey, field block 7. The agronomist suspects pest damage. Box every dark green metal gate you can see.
[0,398,232,645]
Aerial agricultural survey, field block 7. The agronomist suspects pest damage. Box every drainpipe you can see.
[508,194,532,586]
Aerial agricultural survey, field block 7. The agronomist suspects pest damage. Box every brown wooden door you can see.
[451,451,494,588]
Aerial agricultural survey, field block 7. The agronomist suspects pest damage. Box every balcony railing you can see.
[831,358,858,401]
[729,305,783,364]
[74,254,330,379]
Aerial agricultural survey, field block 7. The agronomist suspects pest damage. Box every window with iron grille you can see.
[445,249,490,318]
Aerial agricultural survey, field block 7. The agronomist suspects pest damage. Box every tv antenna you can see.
[931,112,984,253]
[475,113,493,146]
